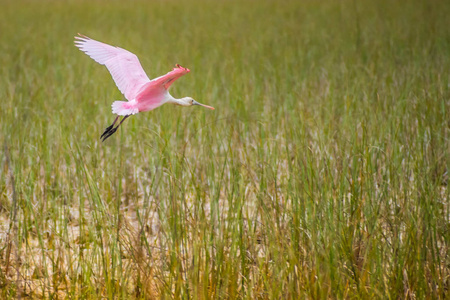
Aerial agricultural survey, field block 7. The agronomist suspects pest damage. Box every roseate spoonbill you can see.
[74,34,214,141]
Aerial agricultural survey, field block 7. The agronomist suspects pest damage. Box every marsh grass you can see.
[0,0,449,298]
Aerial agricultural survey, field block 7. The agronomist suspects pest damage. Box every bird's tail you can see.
[111,100,139,116]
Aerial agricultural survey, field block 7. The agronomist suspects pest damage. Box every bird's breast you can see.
[136,87,169,112]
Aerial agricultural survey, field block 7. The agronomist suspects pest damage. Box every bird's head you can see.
[180,97,215,110]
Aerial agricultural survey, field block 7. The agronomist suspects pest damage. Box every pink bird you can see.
[74,34,214,141]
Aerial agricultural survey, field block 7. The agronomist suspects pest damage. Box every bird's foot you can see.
[100,115,129,142]
[101,116,120,140]
[101,127,118,142]
[100,124,115,139]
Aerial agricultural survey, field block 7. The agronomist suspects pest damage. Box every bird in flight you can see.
[74,34,214,141]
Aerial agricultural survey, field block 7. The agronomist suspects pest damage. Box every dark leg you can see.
[100,116,120,139]
[101,115,130,142]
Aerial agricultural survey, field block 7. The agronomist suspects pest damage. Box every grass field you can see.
[0,0,449,298]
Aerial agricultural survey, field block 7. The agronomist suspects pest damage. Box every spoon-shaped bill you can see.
[193,101,215,110]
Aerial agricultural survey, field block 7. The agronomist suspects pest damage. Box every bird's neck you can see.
[166,96,189,106]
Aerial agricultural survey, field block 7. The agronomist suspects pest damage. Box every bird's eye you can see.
[191,99,194,103]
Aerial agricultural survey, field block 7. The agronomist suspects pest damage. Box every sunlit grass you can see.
[0,0,449,298]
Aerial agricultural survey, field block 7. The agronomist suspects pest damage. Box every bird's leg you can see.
[101,115,130,142]
[100,115,120,139]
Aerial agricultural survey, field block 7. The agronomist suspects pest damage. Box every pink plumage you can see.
[74,34,214,141]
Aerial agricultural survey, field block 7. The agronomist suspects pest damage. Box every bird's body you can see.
[74,34,214,141]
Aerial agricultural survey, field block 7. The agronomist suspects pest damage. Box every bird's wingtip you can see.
[174,64,190,72]
[75,33,90,40]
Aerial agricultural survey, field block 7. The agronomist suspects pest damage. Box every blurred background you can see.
[0,0,449,298]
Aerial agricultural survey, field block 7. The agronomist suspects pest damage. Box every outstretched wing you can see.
[74,34,151,101]
[149,64,190,90]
